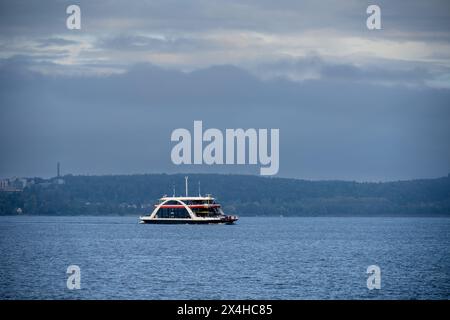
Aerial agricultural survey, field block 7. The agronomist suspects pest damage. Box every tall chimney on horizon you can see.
[57,162,60,178]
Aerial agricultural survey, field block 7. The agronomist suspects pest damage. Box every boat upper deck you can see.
[159,196,215,201]
[157,196,220,206]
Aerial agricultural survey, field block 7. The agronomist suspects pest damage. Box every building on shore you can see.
[0,177,28,192]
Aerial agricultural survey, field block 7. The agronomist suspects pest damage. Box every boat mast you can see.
[198,181,201,197]
[185,176,188,197]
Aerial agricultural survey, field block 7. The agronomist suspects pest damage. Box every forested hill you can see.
[1,174,450,216]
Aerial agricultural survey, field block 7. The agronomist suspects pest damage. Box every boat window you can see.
[157,207,190,219]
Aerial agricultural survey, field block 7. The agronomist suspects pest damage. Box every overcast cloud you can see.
[0,0,449,181]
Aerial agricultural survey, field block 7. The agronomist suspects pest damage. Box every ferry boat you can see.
[139,177,238,224]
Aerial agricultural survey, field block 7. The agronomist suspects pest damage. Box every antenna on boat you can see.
[172,184,176,197]
[185,176,188,197]
[198,181,201,197]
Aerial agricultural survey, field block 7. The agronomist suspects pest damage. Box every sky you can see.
[0,0,449,181]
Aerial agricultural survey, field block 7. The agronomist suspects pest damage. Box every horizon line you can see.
[3,172,449,185]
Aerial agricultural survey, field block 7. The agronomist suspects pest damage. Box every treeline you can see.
[0,173,449,216]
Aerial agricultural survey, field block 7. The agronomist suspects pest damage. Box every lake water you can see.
[0,216,449,300]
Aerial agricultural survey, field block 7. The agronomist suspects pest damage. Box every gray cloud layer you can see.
[0,1,449,180]
[1,0,450,85]
[1,59,449,181]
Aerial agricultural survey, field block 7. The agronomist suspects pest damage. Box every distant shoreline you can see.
[1,173,449,217]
